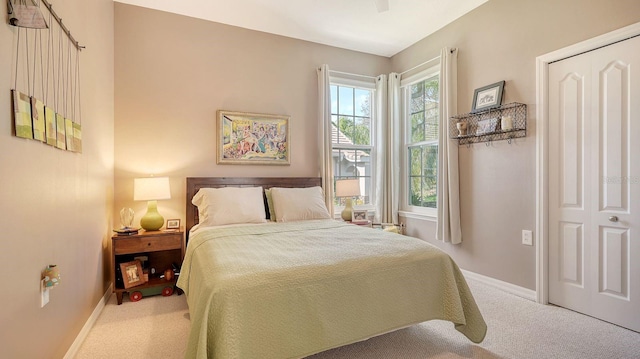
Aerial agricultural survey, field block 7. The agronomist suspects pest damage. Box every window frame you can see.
[329,76,377,216]
[399,65,441,219]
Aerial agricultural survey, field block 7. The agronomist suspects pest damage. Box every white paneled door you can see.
[549,35,640,332]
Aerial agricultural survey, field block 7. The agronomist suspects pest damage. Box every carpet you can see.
[74,279,640,358]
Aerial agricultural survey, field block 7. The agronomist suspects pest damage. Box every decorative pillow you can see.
[192,186,267,227]
[270,186,331,222]
[264,188,276,221]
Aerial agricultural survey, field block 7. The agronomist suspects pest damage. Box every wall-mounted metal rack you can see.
[449,102,527,146]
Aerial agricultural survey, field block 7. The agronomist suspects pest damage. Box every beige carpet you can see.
[74,292,190,359]
[74,279,640,358]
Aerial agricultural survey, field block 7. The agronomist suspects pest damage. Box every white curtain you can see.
[374,75,387,223]
[375,72,401,223]
[317,64,334,216]
[435,47,462,244]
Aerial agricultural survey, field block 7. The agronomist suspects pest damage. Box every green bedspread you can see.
[177,219,486,359]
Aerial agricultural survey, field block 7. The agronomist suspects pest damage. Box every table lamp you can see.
[134,176,171,231]
[335,178,361,222]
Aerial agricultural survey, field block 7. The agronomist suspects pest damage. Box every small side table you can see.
[111,229,185,305]
[349,220,373,228]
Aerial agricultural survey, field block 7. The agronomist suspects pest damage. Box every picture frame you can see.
[166,218,180,229]
[120,260,144,289]
[471,81,505,113]
[476,117,499,135]
[217,110,290,165]
[352,209,368,223]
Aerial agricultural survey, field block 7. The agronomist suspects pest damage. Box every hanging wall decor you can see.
[8,0,48,29]
[31,97,45,141]
[9,0,84,152]
[55,112,65,150]
[44,105,56,146]
[12,90,33,139]
[72,122,81,153]
[64,118,73,151]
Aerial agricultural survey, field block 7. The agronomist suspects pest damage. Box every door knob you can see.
[608,216,619,222]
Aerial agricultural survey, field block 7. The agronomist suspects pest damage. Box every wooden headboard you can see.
[185,177,322,236]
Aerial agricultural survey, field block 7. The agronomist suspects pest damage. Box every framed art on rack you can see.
[476,117,499,135]
[471,81,505,113]
[217,110,290,165]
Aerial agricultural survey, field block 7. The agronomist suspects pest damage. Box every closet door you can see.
[548,35,640,332]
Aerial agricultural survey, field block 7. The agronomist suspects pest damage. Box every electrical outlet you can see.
[522,230,533,246]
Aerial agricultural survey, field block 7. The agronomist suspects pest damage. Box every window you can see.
[330,82,375,211]
[402,67,440,215]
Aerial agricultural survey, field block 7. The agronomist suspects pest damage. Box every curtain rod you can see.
[399,48,457,76]
[41,0,84,51]
[329,69,377,80]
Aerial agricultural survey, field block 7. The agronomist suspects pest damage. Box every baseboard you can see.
[63,284,113,359]
[462,269,536,302]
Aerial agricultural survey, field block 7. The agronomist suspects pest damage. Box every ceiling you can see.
[113,0,488,57]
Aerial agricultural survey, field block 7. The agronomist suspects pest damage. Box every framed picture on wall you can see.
[217,110,290,165]
[471,81,505,113]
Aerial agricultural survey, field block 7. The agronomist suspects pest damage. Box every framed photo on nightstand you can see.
[352,210,368,223]
[120,260,144,289]
[166,219,181,229]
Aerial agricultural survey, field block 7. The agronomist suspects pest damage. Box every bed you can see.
[177,177,486,359]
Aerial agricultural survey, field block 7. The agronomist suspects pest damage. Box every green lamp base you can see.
[140,200,165,231]
[341,197,353,222]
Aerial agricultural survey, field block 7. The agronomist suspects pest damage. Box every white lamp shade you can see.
[134,177,171,201]
[335,179,360,197]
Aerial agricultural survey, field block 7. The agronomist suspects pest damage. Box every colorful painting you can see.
[12,90,33,139]
[45,106,57,146]
[217,110,290,165]
[56,113,66,150]
[30,97,45,142]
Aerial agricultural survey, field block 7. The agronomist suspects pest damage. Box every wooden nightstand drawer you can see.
[114,234,182,254]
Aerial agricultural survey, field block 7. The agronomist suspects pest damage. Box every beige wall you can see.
[113,4,389,228]
[393,0,640,289]
[115,1,640,293]
[0,0,114,357]
[3,0,637,355]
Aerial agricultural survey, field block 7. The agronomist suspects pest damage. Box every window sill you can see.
[398,211,437,222]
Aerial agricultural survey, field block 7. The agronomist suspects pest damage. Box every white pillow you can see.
[264,188,276,221]
[192,186,267,227]
[270,186,331,222]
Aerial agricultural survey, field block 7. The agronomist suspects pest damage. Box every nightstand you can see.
[111,229,185,305]
[349,220,373,228]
